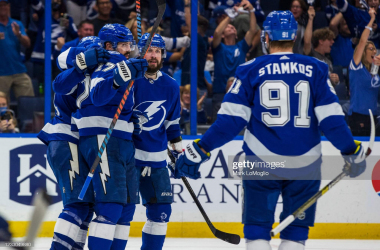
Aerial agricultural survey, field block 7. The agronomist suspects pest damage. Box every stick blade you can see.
[367,109,375,157]
[214,229,241,245]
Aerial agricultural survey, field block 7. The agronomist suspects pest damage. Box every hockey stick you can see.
[270,109,375,237]
[78,0,166,200]
[136,0,142,40]
[23,189,51,250]
[167,148,241,245]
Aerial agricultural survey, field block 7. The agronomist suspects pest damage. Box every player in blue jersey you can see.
[130,33,182,250]
[174,11,367,250]
[77,24,147,250]
[38,36,110,250]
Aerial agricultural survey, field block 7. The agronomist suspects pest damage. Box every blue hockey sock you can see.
[141,220,168,250]
[73,209,94,250]
[51,203,89,250]
[141,204,171,250]
[88,203,123,250]
[110,204,135,250]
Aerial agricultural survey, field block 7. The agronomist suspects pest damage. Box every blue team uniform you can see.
[198,53,357,241]
[71,51,139,204]
[37,52,94,250]
[133,71,181,201]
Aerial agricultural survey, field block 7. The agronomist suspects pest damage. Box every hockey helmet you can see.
[263,11,298,41]
[98,24,136,50]
[138,33,166,58]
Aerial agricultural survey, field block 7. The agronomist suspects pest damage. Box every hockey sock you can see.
[73,208,94,250]
[88,203,123,250]
[141,220,168,250]
[141,204,171,250]
[110,204,136,250]
[278,240,305,250]
[246,239,272,250]
[51,203,89,250]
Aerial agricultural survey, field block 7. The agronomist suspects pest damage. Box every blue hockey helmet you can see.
[98,24,136,50]
[78,36,101,49]
[263,11,298,41]
[138,33,166,58]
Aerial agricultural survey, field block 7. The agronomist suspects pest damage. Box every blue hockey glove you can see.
[342,140,366,178]
[74,47,110,73]
[175,139,211,180]
[113,59,148,88]
[131,110,149,135]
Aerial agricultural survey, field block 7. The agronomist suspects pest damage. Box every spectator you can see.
[181,5,210,95]
[180,84,207,134]
[211,0,257,122]
[336,0,380,46]
[349,7,380,135]
[290,0,309,54]
[31,0,78,82]
[0,91,18,133]
[329,12,354,67]
[0,0,34,100]
[304,22,340,85]
[56,20,94,56]
[91,0,123,35]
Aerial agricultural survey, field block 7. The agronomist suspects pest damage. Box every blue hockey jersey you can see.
[199,53,357,168]
[73,51,134,139]
[132,71,181,168]
[37,93,79,145]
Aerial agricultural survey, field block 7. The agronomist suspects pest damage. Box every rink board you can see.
[1,137,380,239]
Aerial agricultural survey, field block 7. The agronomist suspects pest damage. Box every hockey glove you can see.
[113,59,148,88]
[74,47,110,73]
[175,139,211,180]
[167,139,184,179]
[342,140,366,178]
[131,110,149,135]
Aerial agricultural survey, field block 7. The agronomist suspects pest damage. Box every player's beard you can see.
[147,59,162,73]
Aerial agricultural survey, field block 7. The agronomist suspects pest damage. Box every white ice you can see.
[10,238,380,250]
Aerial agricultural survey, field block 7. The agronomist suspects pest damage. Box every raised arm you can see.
[353,8,376,66]
[242,0,258,47]
[213,16,231,48]
[303,6,315,55]
[329,12,344,37]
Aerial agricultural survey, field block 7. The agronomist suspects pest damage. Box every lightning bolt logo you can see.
[144,100,166,120]
[134,100,167,131]
[68,142,80,191]
[97,135,111,194]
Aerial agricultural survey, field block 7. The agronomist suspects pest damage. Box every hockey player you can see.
[174,11,367,250]
[38,36,110,250]
[77,24,147,250]
[132,33,182,250]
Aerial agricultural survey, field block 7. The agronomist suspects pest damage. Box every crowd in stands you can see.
[1,0,380,136]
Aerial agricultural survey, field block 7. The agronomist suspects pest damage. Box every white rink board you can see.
[0,137,380,224]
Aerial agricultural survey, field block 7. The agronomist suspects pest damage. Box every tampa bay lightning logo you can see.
[134,100,166,131]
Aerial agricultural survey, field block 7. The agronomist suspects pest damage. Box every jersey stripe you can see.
[314,102,344,124]
[218,102,251,122]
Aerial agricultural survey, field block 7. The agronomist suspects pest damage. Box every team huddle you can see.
[38,11,367,250]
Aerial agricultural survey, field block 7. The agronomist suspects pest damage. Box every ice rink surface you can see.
[13,238,380,250]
